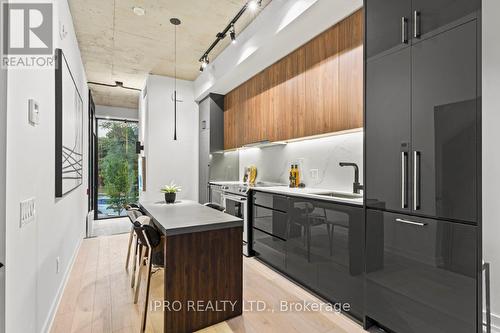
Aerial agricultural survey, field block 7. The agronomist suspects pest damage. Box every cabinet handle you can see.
[396,218,427,227]
[401,17,408,44]
[401,152,407,208]
[413,11,421,38]
[413,151,420,210]
[201,120,207,130]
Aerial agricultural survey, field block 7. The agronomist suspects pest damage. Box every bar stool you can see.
[132,220,162,332]
[130,215,150,290]
[125,204,143,272]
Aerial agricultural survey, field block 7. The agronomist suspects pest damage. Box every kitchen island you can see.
[140,200,243,333]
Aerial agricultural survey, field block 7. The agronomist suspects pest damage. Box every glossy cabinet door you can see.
[412,0,480,41]
[365,47,411,213]
[366,209,477,333]
[199,96,210,132]
[198,96,210,204]
[253,204,287,240]
[209,94,224,153]
[198,130,209,204]
[253,191,288,212]
[365,0,411,60]
[253,228,286,272]
[287,198,365,319]
[313,201,365,320]
[411,20,478,223]
[286,199,318,288]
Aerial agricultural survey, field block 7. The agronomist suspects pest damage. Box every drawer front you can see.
[366,209,477,333]
[253,205,287,239]
[253,228,286,271]
[253,191,288,212]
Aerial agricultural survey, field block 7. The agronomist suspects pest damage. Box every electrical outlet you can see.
[56,257,60,274]
[20,197,36,228]
[310,169,319,180]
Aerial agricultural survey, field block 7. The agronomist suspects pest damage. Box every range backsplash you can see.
[239,130,363,192]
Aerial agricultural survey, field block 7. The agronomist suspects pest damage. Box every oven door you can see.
[223,194,248,256]
[209,186,224,207]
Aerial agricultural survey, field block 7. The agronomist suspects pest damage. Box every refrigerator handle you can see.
[413,151,421,210]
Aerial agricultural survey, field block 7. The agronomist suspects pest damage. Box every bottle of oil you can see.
[294,164,301,187]
[289,164,296,188]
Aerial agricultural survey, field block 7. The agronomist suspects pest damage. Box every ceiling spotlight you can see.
[248,0,261,11]
[132,6,145,16]
[201,56,209,69]
[230,24,236,44]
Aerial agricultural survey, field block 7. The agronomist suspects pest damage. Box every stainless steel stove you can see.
[222,181,285,196]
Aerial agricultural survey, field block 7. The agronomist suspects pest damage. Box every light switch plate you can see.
[28,99,40,126]
[310,169,319,180]
[20,197,36,228]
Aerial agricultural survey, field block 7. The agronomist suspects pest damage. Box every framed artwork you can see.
[55,48,84,197]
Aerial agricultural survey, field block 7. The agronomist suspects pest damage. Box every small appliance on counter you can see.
[243,165,258,185]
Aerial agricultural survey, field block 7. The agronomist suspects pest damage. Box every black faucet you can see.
[339,162,364,194]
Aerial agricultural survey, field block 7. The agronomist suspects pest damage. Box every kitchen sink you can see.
[314,192,363,199]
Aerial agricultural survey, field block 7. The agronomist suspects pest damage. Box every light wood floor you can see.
[51,234,373,333]
[91,217,131,237]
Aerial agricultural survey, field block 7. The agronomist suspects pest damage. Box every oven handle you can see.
[223,194,248,202]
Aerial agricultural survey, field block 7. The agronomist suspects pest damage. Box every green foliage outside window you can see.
[98,120,138,216]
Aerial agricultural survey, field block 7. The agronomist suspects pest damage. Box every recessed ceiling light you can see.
[132,6,145,16]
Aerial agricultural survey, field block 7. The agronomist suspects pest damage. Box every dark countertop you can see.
[140,200,243,236]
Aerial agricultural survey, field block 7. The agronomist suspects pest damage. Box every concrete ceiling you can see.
[68,0,271,109]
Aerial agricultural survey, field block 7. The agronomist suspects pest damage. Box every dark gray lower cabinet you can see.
[366,209,477,333]
[253,228,286,272]
[306,199,365,319]
[252,191,365,320]
[253,205,287,239]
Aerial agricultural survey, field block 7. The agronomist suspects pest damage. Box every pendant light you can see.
[170,17,181,140]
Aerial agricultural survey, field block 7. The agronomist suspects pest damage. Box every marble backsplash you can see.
[209,150,240,181]
[238,130,363,192]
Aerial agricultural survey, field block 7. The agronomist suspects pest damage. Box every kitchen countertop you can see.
[140,200,243,236]
[208,180,364,206]
[208,180,242,185]
[251,186,364,206]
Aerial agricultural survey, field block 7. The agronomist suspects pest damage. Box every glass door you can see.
[95,118,139,219]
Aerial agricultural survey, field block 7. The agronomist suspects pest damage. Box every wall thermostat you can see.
[28,99,40,126]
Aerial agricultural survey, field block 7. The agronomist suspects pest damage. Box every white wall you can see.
[483,0,500,331]
[0,22,7,333]
[140,75,199,202]
[95,104,138,121]
[5,1,88,332]
[238,131,363,191]
[194,0,362,101]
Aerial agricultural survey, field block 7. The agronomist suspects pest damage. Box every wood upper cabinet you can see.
[271,47,306,142]
[224,9,363,149]
[304,23,340,136]
[339,9,364,130]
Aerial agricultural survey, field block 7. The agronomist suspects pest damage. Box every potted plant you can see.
[161,182,182,204]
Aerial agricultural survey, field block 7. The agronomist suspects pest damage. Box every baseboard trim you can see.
[41,236,83,333]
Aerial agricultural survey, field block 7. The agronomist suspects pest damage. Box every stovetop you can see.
[218,181,287,196]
